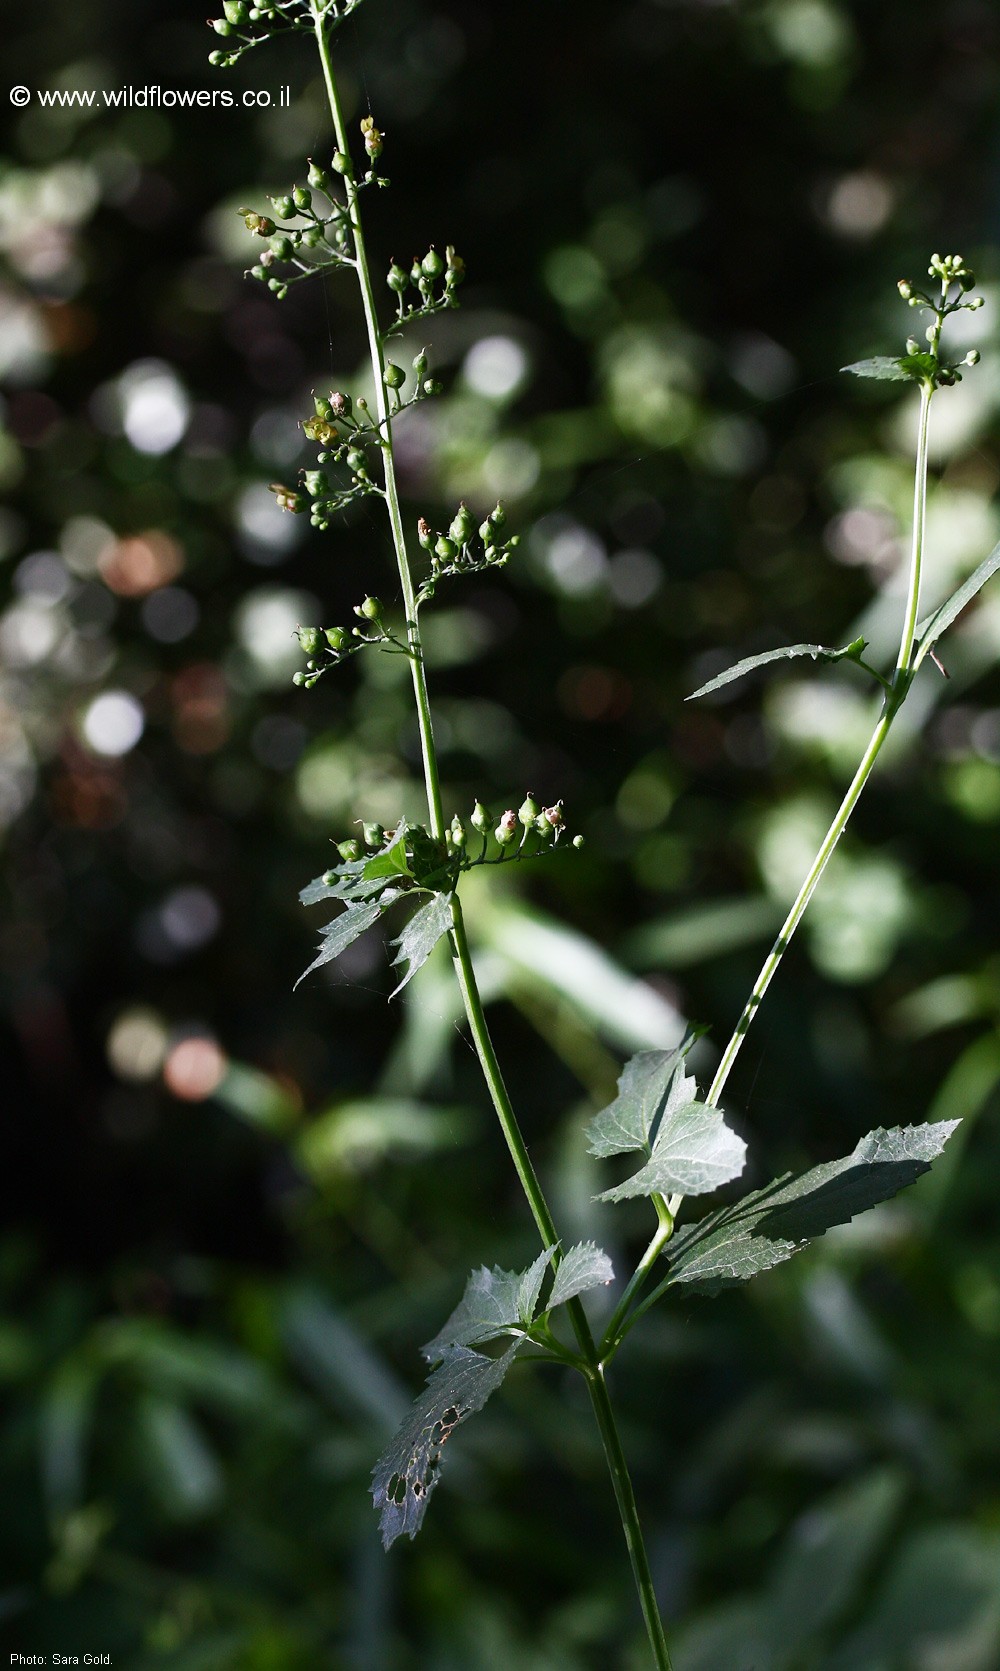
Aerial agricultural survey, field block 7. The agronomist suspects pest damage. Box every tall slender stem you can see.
[313,12,444,838]
[587,1366,675,1671]
[311,14,673,1664]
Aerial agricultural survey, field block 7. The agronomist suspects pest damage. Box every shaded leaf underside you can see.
[665,1120,959,1293]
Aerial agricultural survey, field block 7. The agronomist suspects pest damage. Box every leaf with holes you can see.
[390,892,454,996]
[547,1242,614,1310]
[914,539,1000,669]
[422,1247,552,1362]
[687,639,867,702]
[372,1342,520,1548]
[664,1120,959,1293]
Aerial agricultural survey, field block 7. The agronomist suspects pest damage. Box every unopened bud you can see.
[387,262,408,294]
[362,821,384,848]
[413,350,429,381]
[449,504,475,545]
[471,800,489,832]
[450,815,466,848]
[435,535,457,560]
[421,247,445,279]
[384,362,406,390]
[417,517,434,550]
[897,280,913,300]
[360,596,383,620]
[325,627,348,651]
[338,839,363,862]
[297,626,321,656]
[307,159,329,190]
[495,810,518,846]
[572,834,585,850]
[518,794,539,828]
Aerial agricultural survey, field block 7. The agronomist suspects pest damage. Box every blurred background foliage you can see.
[3,0,1000,1665]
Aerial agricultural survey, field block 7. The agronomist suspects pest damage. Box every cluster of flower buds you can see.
[386,245,465,325]
[416,503,519,603]
[281,392,384,527]
[325,819,389,870]
[895,255,985,387]
[238,159,356,298]
[453,795,584,863]
[209,1,365,69]
[292,597,388,688]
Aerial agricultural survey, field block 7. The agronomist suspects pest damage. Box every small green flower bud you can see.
[223,0,249,21]
[422,247,445,279]
[292,670,306,686]
[270,234,294,260]
[293,185,312,211]
[387,262,408,294]
[331,151,351,176]
[960,270,976,292]
[338,839,363,862]
[362,821,384,848]
[449,504,475,545]
[384,362,406,390]
[495,810,518,846]
[450,814,466,848]
[360,595,383,620]
[322,869,338,886]
[423,378,444,396]
[965,348,981,366]
[471,800,490,832]
[925,325,936,343]
[938,367,958,386]
[572,834,585,850]
[535,812,553,837]
[906,337,920,355]
[250,264,267,282]
[417,517,434,550]
[413,350,429,381]
[970,296,985,310]
[314,394,333,420]
[325,627,348,651]
[488,503,506,531]
[410,259,424,287]
[213,19,235,36]
[297,625,321,656]
[897,280,913,301]
[303,470,329,496]
[272,194,294,218]
[208,50,226,65]
[435,535,457,560]
[518,794,539,828]
[347,448,367,473]
[307,159,329,190]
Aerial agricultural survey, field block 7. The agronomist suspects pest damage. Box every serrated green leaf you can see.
[547,1242,614,1310]
[371,1342,520,1548]
[294,898,386,989]
[422,1247,552,1362]
[666,1120,959,1292]
[914,538,1000,668]
[598,1101,746,1202]
[687,640,865,701]
[587,1042,700,1158]
[389,892,454,995]
[840,356,910,380]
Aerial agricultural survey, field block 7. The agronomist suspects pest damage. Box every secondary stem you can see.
[311,14,673,1664]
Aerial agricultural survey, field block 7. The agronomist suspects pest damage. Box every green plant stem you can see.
[586,1364,675,1671]
[612,382,934,1346]
[696,380,932,1123]
[313,11,444,840]
[312,16,673,1665]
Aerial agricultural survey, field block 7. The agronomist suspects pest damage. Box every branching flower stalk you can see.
[211,8,989,1659]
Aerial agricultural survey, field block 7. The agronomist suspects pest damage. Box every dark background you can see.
[3,0,1000,1665]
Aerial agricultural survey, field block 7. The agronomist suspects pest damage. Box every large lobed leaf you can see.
[588,1042,745,1202]
[840,355,911,381]
[914,538,1000,668]
[665,1120,959,1293]
[587,1042,699,1157]
[598,1103,747,1203]
[687,639,866,702]
[294,897,389,989]
[372,1343,520,1548]
[379,1238,613,1546]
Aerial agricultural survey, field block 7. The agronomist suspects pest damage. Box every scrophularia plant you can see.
[209,7,998,1664]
